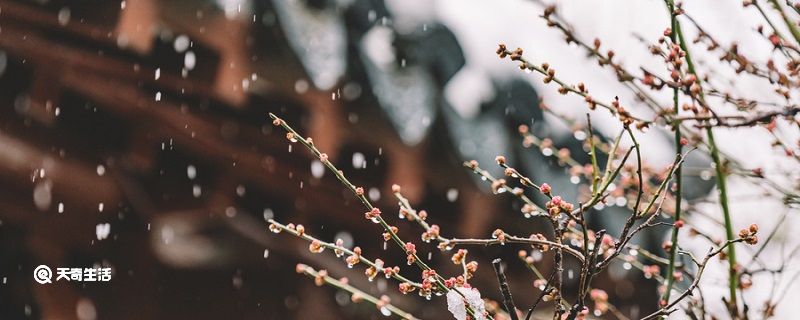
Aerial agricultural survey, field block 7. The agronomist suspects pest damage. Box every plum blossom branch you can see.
[295,264,420,320]
[640,238,754,320]
[445,234,585,263]
[268,113,476,316]
[268,220,421,287]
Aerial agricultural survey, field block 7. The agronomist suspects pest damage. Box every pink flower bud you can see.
[540,183,552,194]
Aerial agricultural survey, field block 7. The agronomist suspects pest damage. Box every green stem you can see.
[587,115,601,196]
[662,0,684,305]
[668,8,739,314]
[767,0,800,45]
[707,128,738,309]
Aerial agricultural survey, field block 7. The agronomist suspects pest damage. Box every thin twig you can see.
[493,259,520,320]
[296,264,420,320]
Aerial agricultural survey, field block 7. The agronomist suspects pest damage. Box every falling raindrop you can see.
[422,116,431,127]
[155,92,162,101]
[623,262,632,270]
[236,185,246,197]
[184,51,197,70]
[174,35,190,52]
[186,165,197,179]
[58,202,64,213]
[263,249,270,259]
[335,291,350,306]
[352,152,366,169]
[98,202,104,212]
[76,298,97,320]
[116,34,129,48]
[95,223,111,240]
[96,165,106,176]
[294,79,309,94]
[162,225,174,244]
[446,188,459,202]
[368,188,380,201]
[225,207,237,218]
[532,250,543,261]
[15,94,30,115]
[343,83,361,100]
[232,273,243,289]
[263,208,274,220]
[154,68,161,80]
[33,181,52,211]
[192,185,202,198]
[310,160,324,178]
[333,231,354,248]
[57,7,71,26]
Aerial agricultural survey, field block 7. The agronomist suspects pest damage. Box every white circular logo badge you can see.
[34,265,52,284]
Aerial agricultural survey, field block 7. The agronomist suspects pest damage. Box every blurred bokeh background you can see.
[0,0,798,319]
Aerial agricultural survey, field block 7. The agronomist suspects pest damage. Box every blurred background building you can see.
[1,0,795,319]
